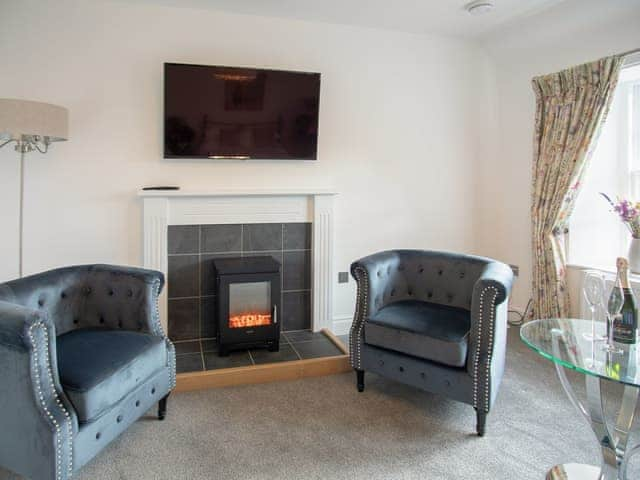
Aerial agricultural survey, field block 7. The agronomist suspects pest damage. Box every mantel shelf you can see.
[138,188,337,198]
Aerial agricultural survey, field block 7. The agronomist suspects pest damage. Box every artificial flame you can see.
[229,312,272,329]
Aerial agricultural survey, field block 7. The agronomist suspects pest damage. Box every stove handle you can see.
[273,304,277,324]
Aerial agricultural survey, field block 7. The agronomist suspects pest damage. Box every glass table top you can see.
[520,319,640,388]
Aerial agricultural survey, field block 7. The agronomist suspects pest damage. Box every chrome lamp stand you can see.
[0,97,69,278]
[0,135,52,277]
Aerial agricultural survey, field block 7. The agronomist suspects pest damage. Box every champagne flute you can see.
[603,278,624,353]
[583,271,606,341]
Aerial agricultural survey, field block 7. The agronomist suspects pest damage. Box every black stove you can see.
[212,256,281,356]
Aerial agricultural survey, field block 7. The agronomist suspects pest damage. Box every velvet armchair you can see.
[0,264,176,480]
[349,250,513,436]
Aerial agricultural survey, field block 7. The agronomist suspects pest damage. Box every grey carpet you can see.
[2,327,639,479]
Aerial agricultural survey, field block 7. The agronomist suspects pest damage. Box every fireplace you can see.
[213,256,281,356]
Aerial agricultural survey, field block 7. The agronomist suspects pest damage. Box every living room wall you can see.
[0,0,492,328]
[476,0,640,312]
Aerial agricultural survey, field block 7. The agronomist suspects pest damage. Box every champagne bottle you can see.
[613,257,638,344]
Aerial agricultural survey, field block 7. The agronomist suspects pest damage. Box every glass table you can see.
[521,319,640,480]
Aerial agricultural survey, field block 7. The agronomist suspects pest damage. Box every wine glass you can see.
[603,277,624,353]
[583,272,606,341]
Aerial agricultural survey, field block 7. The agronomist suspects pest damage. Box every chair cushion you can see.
[56,329,167,423]
[364,300,470,367]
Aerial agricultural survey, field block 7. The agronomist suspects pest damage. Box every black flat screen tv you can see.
[164,63,321,160]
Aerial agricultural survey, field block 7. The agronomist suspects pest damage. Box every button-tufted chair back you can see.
[0,265,163,336]
[349,249,514,437]
[363,250,491,312]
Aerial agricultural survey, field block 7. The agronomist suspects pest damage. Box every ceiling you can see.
[115,0,567,38]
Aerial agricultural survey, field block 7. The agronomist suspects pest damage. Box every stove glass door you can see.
[228,281,272,328]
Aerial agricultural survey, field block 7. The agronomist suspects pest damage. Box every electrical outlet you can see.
[510,264,519,277]
[338,271,349,283]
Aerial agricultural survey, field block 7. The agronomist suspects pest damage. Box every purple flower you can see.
[614,200,639,222]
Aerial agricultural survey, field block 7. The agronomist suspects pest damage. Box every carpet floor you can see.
[2,327,639,479]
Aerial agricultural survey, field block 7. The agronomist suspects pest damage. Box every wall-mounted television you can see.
[164,63,321,160]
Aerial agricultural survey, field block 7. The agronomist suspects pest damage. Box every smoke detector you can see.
[465,1,495,16]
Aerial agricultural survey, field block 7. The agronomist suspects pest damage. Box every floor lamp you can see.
[0,98,69,277]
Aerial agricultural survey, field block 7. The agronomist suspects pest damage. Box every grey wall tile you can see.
[284,223,311,250]
[168,255,199,298]
[242,223,282,251]
[285,330,321,342]
[174,341,202,355]
[204,351,252,370]
[283,250,311,290]
[200,296,217,339]
[168,225,199,254]
[168,298,199,341]
[294,337,343,359]
[176,353,204,373]
[201,224,242,253]
[202,339,217,352]
[282,291,311,331]
[250,343,300,364]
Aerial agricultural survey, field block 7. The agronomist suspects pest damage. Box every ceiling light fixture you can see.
[465,1,495,16]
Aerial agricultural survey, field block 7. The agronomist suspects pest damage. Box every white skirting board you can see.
[332,315,353,336]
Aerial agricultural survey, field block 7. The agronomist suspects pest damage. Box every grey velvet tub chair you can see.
[349,250,513,436]
[0,264,176,480]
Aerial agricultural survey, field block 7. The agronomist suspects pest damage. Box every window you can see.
[570,60,640,269]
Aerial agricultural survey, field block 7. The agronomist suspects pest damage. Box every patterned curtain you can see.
[531,55,623,320]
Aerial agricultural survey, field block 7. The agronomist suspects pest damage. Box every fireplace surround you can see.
[140,189,336,334]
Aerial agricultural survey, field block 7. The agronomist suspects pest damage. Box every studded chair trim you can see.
[349,266,369,370]
[27,319,75,480]
[149,278,176,389]
[471,286,498,414]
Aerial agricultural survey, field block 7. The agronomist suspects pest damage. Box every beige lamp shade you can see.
[0,98,68,142]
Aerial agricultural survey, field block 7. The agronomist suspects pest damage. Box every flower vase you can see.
[628,237,640,274]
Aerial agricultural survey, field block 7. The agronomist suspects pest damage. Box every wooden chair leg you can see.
[476,410,486,437]
[158,394,170,420]
[356,370,365,393]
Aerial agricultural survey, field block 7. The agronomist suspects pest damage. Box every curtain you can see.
[531,55,623,320]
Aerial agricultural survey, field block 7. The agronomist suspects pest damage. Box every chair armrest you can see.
[349,251,402,369]
[473,261,513,307]
[0,300,44,350]
[0,301,77,480]
[467,261,514,413]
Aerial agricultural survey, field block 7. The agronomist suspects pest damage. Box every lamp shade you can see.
[0,98,68,142]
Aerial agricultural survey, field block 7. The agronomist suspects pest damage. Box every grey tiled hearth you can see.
[167,222,312,341]
[175,331,344,373]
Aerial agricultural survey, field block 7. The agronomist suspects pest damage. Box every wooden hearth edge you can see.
[174,328,351,392]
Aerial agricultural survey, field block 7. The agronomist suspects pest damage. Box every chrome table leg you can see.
[547,331,639,480]
[621,444,640,478]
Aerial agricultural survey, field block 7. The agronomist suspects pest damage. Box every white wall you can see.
[0,0,490,326]
[477,0,640,311]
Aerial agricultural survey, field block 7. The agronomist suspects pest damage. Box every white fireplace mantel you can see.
[139,188,337,333]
